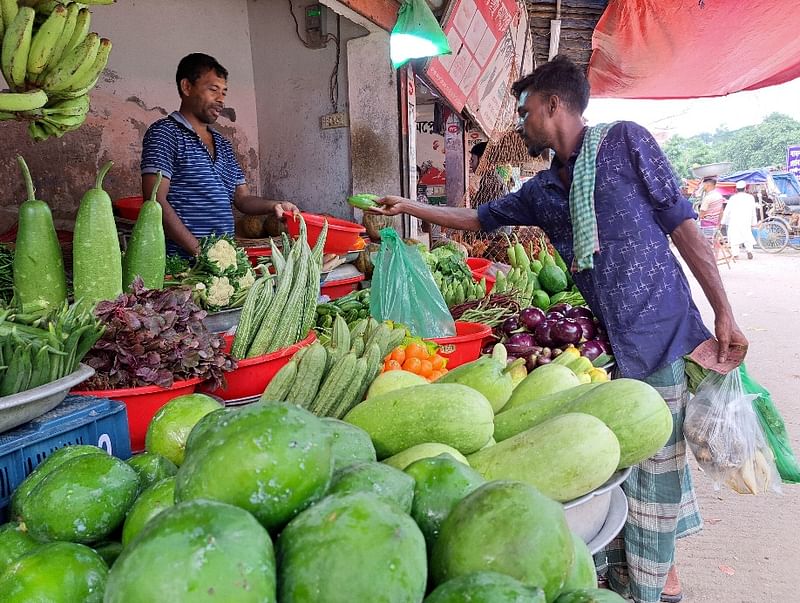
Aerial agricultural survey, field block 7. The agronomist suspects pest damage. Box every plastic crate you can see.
[0,395,131,521]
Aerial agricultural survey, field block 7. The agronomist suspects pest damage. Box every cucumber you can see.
[72,161,122,307]
[122,171,165,291]
[12,156,67,311]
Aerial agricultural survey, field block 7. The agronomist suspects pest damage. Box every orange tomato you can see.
[405,342,429,360]
[418,359,433,378]
[431,355,446,370]
[402,357,422,374]
[429,370,444,381]
[352,237,366,250]
[385,359,402,372]
[439,368,448,375]
[389,346,406,365]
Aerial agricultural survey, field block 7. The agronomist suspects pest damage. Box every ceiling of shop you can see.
[526,0,608,72]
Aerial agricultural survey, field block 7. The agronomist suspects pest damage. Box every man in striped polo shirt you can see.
[141,53,298,256]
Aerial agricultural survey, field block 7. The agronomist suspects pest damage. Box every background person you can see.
[722,180,758,259]
[697,177,724,229]
[369,55,747,603]
[141,53,298,257]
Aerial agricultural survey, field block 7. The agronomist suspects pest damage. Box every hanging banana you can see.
[1,6,36,89]
[26,3,68,77]
[41,31,99,92]
[0,88,49,112]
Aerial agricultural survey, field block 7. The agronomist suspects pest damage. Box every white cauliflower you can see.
[206,276,235,308]
[237,270,255,290]
[206,239,239,273]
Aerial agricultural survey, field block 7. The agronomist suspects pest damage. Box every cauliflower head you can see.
[206,239,239,273]
[237,270,255,291]
[207,276,235,308]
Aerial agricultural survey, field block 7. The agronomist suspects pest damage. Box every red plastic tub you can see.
[72,377,204,453]
[113,196,144,221]
[426,321,493,369]
[200,331,317,401]
[466,257,491,274]
[244,246,272,267]
[321,274,365,300]
[286,212,366,255]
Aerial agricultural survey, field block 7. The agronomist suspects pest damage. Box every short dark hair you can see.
[703,177,717,185]
[470,142,488,158]
[511,55,590,114]
[176,53,228,96]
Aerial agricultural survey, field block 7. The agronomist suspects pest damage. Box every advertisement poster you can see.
[787,145,800,178]
[424,0,533,137]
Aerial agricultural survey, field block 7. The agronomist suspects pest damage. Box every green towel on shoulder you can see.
[569,122,618,272]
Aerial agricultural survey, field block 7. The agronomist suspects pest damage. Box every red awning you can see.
[587,0,800,99]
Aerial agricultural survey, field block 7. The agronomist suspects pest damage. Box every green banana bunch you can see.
[0,0,19,33]
[26,2,67,76]
[41,30,99,92]
[1,6,35,89]
[36,1,79,81]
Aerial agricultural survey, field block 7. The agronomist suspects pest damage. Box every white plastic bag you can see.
[684,368,781,495]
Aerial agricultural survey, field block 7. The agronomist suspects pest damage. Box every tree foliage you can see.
[661,113,800,179]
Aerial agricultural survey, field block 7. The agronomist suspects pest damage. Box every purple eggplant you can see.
[501,316,521,336]
[565,306,594,320]
[579,340,606,361]
[546,310,565,321]
[573,316,596,341]
[549,303,572,315]
[519,307,546,331]
[504,332,537,356]
[482,344,496,356]
[536,356,552,366]
[551,318,582,345]
[534,321,556,348]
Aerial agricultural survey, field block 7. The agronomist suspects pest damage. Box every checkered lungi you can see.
[595,357,703,603]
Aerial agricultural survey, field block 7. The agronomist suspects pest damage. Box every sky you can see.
[584,77,800,140]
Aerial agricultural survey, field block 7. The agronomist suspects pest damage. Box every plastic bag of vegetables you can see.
[684,368,781,495]
[370,228,455,338]
[740,364,800,484]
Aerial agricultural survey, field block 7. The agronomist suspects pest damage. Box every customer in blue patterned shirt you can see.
[141,53,298,256]
[370,56,748,603]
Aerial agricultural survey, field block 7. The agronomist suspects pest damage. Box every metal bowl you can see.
[690,162,734,179]
[562,467,631,544]
[0,364,95,434]
[586,486,629,555]
[202,307,242,334]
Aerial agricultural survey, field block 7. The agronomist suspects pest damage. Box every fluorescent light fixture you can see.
[390,0,451,68]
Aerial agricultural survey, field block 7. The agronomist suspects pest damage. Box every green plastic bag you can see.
[370,228,455,339]
[740,363,800,484]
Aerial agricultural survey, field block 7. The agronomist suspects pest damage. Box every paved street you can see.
[677,248,800,601]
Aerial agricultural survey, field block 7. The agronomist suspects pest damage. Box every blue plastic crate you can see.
[0,395,131,520]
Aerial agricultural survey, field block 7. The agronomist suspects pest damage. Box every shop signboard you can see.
[423,0,533,137]
[787,144,800,178]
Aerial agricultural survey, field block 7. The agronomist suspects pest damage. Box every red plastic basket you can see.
[427,321,493,369]
[466,257,491,274]
[113,196,144,221]
[244,246,272,267]
[71,377,203,453]
[321,275,365,300]
[200,331,317,401]
[286,212,366,255]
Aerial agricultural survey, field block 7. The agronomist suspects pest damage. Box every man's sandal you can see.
[660,565,683,602]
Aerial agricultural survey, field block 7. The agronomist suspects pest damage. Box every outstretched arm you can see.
[368,196,482,231]
[671,218,748,362]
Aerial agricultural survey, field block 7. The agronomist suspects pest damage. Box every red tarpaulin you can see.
[588,0,800,99]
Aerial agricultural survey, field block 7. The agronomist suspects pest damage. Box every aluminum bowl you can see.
[563,467,631,544]
[0,364,95,433]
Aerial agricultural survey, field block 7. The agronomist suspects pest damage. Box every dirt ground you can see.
[676,247,800,600]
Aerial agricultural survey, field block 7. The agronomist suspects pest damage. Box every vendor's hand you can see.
[274,201,300,220]
[714,311,748,363]
[367,195,408,216]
